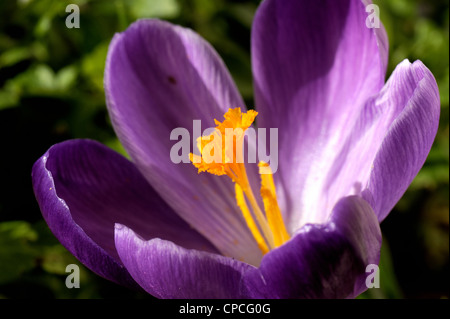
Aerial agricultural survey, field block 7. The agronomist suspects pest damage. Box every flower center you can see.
[189,108,290,254]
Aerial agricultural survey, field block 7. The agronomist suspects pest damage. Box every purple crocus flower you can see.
[32,0,440,299]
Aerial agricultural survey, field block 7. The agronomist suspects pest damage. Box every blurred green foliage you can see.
[0,0,448,298]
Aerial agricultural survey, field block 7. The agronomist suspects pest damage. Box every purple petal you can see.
[241,196,381,299]
[302,60,440,225]
[251,0,388,230]
[114,224,253,299]
[32,139,218,289]
[105,19,262,264]
[362,60,440,221]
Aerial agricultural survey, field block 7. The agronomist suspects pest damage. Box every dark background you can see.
[0,0,448,299]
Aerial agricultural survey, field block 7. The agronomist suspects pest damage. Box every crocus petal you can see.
[32,139,218,289]
[251,0,388,230]
[299,60,440,225]
[241,196,381,299]
[114,224,253,299]
[105,19,262,264]
[362,60,440,221]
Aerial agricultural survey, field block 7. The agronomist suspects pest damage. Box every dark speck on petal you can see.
[167,76,177,84]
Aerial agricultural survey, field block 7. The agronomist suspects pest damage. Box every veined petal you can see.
[362,60,440,221]
[241,196,381,299]
[31,139,218,289]
[114,224,253,299]
[251,0,388,230]
[105,19,262,264]
[297,60,440,226]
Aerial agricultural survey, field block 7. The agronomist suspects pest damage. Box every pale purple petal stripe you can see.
[105,19,262,264]
[251,0,389,230]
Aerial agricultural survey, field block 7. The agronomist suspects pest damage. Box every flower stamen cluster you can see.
[190,108,290,254]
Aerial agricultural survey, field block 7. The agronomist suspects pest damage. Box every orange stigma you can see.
[190,108,290,254]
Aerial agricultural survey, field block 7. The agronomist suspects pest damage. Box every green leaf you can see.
[81,41,109,92]
[0,47,32,68]
[127,0,180,19]
[0,88,19,110]
[0,221,39,284]
[56,65,78,91]
[41,245,79,275]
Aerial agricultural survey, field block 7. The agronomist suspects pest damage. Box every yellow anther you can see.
[235,183,269,254]
[190,108,290,255]
[259,162,290,247]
